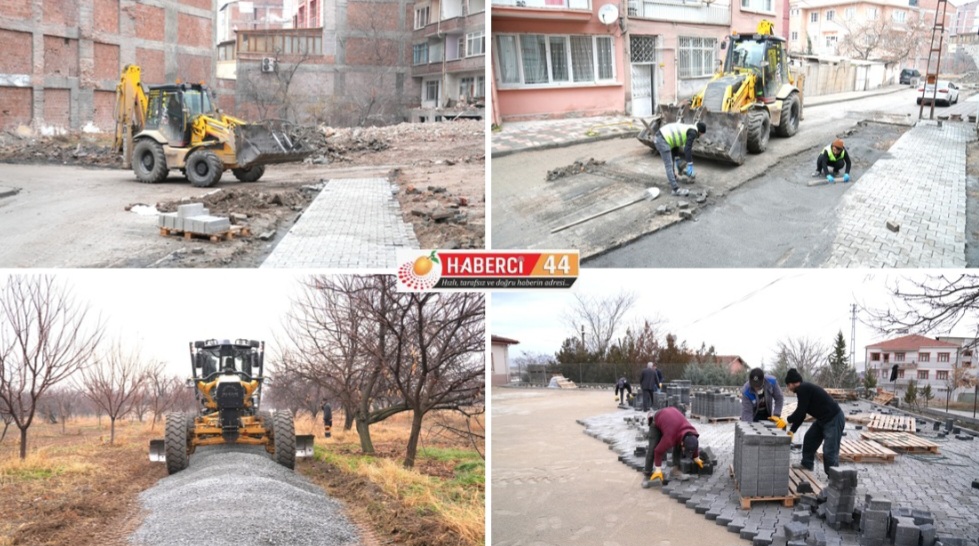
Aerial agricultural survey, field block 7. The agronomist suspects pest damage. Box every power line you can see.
[682,272,807,329]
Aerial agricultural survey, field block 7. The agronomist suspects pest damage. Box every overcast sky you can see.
[0,270,308,379]
[490,270,979,373]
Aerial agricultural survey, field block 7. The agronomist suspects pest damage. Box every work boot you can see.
[641,476,654,489]
[671,188,690,197]
[811,171,822,178]
[791,463,814,471]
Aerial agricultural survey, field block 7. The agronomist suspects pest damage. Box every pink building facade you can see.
[492,0,786,122]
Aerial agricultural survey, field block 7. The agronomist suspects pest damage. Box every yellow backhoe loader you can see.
[638,20,804,165]
[149,339,315,474]
[114,65,310,187]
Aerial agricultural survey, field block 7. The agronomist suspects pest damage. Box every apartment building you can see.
[865,334,977,401]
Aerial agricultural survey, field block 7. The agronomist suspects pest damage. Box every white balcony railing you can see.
[492,0,591,9]
[629,0,731,26]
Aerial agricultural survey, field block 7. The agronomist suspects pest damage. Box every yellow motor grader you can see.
[638,20,804,165]
[114,65,309,187]
[149,339,315,474]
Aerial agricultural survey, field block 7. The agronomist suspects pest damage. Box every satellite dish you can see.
[598,3,619,25]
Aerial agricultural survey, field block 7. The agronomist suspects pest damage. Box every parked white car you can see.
[916,80,960,106]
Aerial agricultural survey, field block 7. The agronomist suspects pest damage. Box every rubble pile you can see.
[546,158,606,181]
[296,120,484,164]
[0,131,119,167]
[156,187,317,216]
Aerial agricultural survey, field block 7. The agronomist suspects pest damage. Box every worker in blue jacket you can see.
[740,367,785,424]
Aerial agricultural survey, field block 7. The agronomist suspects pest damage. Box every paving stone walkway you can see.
[261,178,419,269]
[581,398,979,546]
[824,121,974,268]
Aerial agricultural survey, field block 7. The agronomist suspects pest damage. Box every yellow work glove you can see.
[787,430,794,440]
[615,396,620,401]
[769,416,788,430]
[693,457,704,469]
[650,468,664,482]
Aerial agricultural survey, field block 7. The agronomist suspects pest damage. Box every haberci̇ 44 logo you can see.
[395,250,579,292]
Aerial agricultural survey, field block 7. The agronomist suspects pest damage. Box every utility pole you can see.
[850,303,857,372]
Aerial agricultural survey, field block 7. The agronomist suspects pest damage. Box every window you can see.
[897,369,905,379]
[495,34,615,87]
[741,0,773,12]
[425,80,439,101]
[893,10,906,23]
[458,36,466,58]
[467,31,485,57]
[678,36,717,78]
[937,370,949,380]
[918,370,929,380]
[826,10,834,21]
[413,43,428,65]
[881,369,888,378]
[871,352,880,361]
[790,8,799,16]
[825,35,837,48]
[459,75,485,99]
[845,7,854,18]
[414,6,430,29]
[964,350,973,357]
[791,31,798,41]
[868,7,878,19]
[919,353,930,362]
[810,12,818,23]
[895,352,905,362]
[938,352,950,362]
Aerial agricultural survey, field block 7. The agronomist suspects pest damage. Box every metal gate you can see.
[630,35,657,117]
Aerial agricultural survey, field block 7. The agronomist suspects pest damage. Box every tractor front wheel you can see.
[747,109,771,154]
[185,149,224,188]
[273,410,297,470]
[164,412,190,475]
[232,165,265,182]
[132,139,168,184]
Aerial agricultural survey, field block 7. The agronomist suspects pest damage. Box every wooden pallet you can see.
[781,401,813,422]
[818,438,896,463]
[872,391,896,405]
[867,414,916,432]
[739,494,795,510]
[788,467,823,497]
[160,225,251,242]
[825,388,858,401]
[860,432,940,454]
[846,413,874,425]
[691,414,739,423]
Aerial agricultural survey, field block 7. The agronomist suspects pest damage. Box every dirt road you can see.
[0,121,484,267]
[491,388,746,546]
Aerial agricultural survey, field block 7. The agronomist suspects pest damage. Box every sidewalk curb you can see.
[492,129,636,158]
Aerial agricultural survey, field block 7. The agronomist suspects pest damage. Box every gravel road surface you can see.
[130,445,360,546]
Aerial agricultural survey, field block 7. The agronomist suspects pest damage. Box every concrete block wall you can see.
[0,0,217,132]
[734,421,791,498]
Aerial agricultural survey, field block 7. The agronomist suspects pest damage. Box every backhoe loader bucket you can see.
[149,439,166,462]
[235,120,311,168]
[637,105,748,166]
[295,434,315,458]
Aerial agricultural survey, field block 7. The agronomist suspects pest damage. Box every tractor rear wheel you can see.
[132,139,168,184]
[165,412,189,475]
[747,108,771,154]
[185,149,224,188]
[232,165,265,182]
[273,410,297,470]
[775,94,800,138]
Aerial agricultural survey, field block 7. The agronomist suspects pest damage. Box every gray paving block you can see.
[784,521,809,540]
[753,530,775,546]
[177,203,205,218]
[919,523,936,546]
[806,530,827,546]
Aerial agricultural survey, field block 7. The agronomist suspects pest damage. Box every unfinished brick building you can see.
[0,0,216,132]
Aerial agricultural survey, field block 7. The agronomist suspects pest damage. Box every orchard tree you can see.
[80,341,150,444]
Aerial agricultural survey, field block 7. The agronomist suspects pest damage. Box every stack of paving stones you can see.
[819,468,858,530]
[158,203,231,235]
[733,421,791,497]
[693,389,741,420]
[653,391,669,410]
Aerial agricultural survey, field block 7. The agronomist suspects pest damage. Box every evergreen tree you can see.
[821,330,859,388]
[771,348,791,387]
[903,380,919,411]
[920,384,934,408]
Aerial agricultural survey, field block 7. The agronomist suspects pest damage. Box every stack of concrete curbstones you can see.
[158,203,231,235]
[734,421,791,497]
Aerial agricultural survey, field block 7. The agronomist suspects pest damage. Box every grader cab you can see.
[149,339,315,475]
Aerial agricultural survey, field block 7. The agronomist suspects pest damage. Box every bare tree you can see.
[864,274,979,336]
[1,405,12,443]
[0,275,104,458]
[837,12,931,63]
[563,291,638,358]
[79,342,150,444]
[426,402,485,459]
[47,387,82,434]
[283,275,409,454]
[238,49,311,121]
[369,289,485,469]
[145,368,185,429]
[774,337,827,383]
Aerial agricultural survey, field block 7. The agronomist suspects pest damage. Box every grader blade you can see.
[235,121,311,168]
[295,434,315,458]
[637,105,748,166]
[149,439,166,462]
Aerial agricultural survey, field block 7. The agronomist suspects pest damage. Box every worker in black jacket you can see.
[784,368,845,474]
[639,362,664,411]
[614,376,632,405]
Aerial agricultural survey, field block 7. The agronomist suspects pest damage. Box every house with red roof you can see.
[865,334,977,400]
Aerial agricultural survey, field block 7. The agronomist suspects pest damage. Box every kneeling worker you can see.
[654,121,707,197]
[614,376,632,405]
[641,406,704,488]
[812,138,852,183]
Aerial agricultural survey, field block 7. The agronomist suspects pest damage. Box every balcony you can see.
[628,0,730,26]
[492,0,593,21]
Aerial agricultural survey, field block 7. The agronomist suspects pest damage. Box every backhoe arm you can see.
[114,64,148,168]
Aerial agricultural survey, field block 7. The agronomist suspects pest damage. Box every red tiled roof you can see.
[865,334,959,350]
[491,335,520,345]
